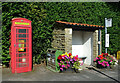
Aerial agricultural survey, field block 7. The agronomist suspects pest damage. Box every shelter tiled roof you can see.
[56,21,104,28]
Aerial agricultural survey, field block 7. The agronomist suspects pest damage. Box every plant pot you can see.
[96,63,105,69]
[65,68,75,73]
[74,68,80,73]
[59,68,66,73]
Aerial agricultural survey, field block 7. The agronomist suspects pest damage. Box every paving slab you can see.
[1,63,119,82]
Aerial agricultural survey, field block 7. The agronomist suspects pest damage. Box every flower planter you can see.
[62,68,75,73]
[74,68,80,73]
[96,63,107,69]
[94,53,117,69]
[57,52,83,73]
[59,68,80,73]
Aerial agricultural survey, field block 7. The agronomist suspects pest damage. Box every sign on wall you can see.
[105,18,112,27]
[69,29,72,34]
[105,34,109,47]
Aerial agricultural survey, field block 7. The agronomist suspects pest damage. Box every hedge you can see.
[2,2,120,66]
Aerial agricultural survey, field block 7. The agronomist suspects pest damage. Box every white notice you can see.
[105,34,109,47]
[69,29,72,34]
[106,18,112,27]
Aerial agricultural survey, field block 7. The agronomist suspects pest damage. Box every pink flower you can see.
[96,57,99,60]
[74,59,76,61]
[102,63,105,67]
[98,61,101,64]
[62,56,65,59]
[67,64,70,67]
[105,61,108,64]
[60,68,63,71]
[62,65,65,67]
[107,64,109,66]
[110,60,112,62]
[94,59,96,61]
[80,62,83,66]
[103,61,106,63]
[58,63,61,66]
[76,55,78,57]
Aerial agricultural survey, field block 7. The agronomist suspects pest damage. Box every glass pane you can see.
[18,44,26,47]
[18,39,26,43]
[18,48,26,52]
[16,34,18,37]
[17,53,26,57]
[16,58,26,62]
[19,29,26,33]
[27,34,29,38]
[16,63,28,68]
[27,29,29,33]
[16,58,22,62]
[16,29,18,33]
[19,34,26,38]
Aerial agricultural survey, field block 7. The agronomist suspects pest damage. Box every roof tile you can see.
[56,21,104,28]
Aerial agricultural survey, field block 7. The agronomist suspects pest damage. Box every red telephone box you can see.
[10,18,32,73]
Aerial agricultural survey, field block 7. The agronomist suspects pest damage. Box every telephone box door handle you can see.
[14,44,16,47]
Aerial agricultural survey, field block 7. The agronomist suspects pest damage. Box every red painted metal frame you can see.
[10,18,32,73]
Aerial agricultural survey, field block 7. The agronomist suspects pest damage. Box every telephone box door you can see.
[15,27,31,73]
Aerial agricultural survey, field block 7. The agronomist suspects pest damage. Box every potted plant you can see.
[93,53,116,69]
[57,53,83,73]
[70,55,83,73]
[57,52,72,72]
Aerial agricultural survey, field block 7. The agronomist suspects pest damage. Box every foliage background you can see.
[2,2,120,66]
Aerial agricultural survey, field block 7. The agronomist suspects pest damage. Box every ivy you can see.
[2,2,51,66]
[2,2,120,66]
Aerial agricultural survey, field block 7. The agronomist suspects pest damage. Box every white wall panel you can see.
[72,30,93,65]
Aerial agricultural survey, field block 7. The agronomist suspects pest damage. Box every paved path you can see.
[1,64,119,82]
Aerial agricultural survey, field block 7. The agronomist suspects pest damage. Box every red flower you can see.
[69,53,72,56]
[74,55,78,60]
[104,53,108,56]
[100,57,104,60]
[62,55,65,58]
[61,55,66,59]
[58,55,62,60]
[98,54,104,60]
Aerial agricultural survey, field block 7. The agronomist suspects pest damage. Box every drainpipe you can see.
[98,29,101,55]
